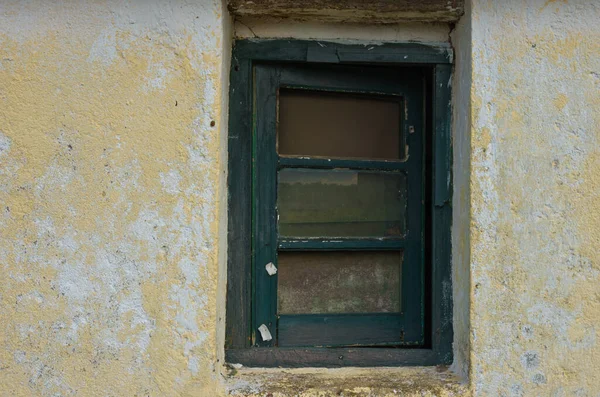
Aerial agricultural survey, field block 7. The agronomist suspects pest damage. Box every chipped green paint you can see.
[1,0,599,395]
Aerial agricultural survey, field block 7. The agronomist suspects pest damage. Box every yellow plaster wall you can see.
[0,1,232,395]
[469,0,600,394]
[2,0,600,396]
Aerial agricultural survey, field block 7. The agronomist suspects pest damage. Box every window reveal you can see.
[226,40,453,367]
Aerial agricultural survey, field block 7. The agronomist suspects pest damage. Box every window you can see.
[226,40,453,367]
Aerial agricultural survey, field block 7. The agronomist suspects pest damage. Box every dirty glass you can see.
[277,251,403,315]
[277,169,407,237]
[278,89,403,160]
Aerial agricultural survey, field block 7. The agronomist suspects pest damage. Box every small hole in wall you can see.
[234,65,240,72]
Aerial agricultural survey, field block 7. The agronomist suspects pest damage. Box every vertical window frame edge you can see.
[226,39,453,367]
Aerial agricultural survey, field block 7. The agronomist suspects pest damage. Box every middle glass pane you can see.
[277,169,407,238]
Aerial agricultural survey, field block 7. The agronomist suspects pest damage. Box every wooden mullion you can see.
[431,64,453,363]
[278,156,410,171]
[399,75,426,345]
[253,65,279,347]
[278,238,406,251]
[278,314,410,347]
[226,56,253,349]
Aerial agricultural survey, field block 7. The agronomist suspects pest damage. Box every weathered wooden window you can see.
[227,40,452,367]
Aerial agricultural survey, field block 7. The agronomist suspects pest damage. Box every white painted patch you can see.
[32,217,57,252]
[35,162,77,193]
[0,131,11,158]
[129,209,166,242]
[88,29,117,65]
[258,324,272,341]
[170,284,207,335]
[159,169,182,194]
[265,262,277,276]
[527,304,596,350]
[188,355,200,376]
[178,257,200,285]
[55,261,96,303]
[58,228,80,254]
[145,63,169,91]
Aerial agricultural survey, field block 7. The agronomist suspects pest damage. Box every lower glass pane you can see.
[277,251,403,315]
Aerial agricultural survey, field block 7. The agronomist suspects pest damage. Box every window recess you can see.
[226,40,453,367]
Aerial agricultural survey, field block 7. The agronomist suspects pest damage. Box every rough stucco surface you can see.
[225,367,467,396]
[449,0,472,381]
[2,0,600,396]
[469,0,600,395]
[234,17,451,43]
[0,1,232,395]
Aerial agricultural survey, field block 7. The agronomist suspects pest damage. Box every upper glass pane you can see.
[278,89,403,160]
[278,169,406,238]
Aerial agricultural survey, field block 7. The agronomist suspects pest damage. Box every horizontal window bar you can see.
[278,313,410,348]
[278,156,409,171]
[225,347,438,368]
[278,238,406,250]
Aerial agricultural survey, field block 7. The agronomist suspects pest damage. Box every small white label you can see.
[265,262,277,276]
[258,324,272,341]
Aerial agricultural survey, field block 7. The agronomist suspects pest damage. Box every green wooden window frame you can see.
[226,40,453,367]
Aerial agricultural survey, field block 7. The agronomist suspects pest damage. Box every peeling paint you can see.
[1,0,600,395]
[469,0,600,395]
[0,0,232,395]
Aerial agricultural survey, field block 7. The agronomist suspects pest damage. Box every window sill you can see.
[224,366,468,396]
[226,348,446,368]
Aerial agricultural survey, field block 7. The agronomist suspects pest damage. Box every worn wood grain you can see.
[226,56,253,349]
[228,0,464,22]
[226,347,439,367]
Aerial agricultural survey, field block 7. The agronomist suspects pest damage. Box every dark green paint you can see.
[226,58,253,349]
[278,157,410,171]
[234,39,453,65]
[226,347,439,368]
[226,39,453,367]
[431,64,454,364]
[278,239,407,251]
[278,313,409,347]
[252,65,279,347]
[254,62,425,348]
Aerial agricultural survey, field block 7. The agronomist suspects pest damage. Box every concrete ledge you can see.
[228,0,464,23]
[224,366,469,396]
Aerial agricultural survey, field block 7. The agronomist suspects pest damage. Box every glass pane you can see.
[277,251,402,315]
[278,169,406,237]
[278,89,403,160]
